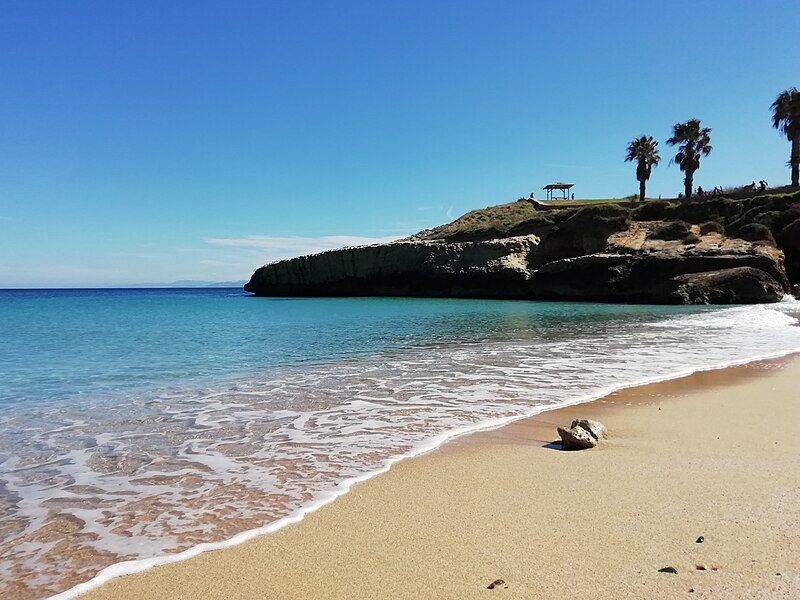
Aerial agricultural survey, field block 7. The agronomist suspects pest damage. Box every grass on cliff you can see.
[412,189,800,243]
[412,198,633,242]
[412,200,539,242]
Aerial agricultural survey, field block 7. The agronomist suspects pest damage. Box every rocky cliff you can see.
[245,236,539,298]
[245,193,800,305]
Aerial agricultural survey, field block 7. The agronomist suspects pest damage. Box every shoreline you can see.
[51,349,800,600]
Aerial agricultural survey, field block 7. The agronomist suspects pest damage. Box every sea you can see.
[2,288,800,599]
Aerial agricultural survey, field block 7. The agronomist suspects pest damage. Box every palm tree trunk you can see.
[684,173,693,201]
[639,180,646,203]
[791,137,799,188]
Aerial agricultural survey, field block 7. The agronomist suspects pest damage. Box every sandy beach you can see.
[79,356,800,600]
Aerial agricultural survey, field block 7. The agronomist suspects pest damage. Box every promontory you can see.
[245,190,800,305]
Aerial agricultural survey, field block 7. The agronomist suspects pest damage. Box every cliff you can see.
[245,191,800,305]
[245,236,539,299]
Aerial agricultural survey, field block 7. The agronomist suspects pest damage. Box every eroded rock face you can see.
[529,250,786,304]
[571,419,607,441]
[521,204,632,268]
[777,217,800,282]
[244,236,541,298]
[671,267,784,304]
[244,217,789,305]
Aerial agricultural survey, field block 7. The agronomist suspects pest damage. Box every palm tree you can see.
[771,87,800,188]
[625,135,661,203]
[666,119,712,200]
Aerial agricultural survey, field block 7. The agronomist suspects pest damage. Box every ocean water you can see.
[1,288,800,599]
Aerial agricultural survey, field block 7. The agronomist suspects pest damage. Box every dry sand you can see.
[82,356,800,599]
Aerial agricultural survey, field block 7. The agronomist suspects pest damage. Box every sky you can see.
[1,0,798,287]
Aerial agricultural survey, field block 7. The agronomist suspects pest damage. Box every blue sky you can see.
[1,1,798,286]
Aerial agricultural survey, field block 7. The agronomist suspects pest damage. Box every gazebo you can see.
[543,182,574,201]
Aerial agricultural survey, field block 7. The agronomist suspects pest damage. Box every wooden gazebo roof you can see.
[542,182,575,200]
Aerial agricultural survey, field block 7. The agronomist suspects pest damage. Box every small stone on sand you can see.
[696,536,704,543]
[658,566,678,574]
[487,579,505,590]
[557,425,596,450]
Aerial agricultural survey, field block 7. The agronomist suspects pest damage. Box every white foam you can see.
[50,353,800,599]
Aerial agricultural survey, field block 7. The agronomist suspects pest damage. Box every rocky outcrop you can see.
[245,236,541,298]
[777,217,800,282]
[245,231,787,305]
[671,267,784,304]
[529,250,786,304]
[571,419,607,441]
[557,425,597,450]
[245,202,792,304]
[557,419,608,450]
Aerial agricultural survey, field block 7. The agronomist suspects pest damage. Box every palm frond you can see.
[625,135,660,181]
[771,87,800,139]
[667,119,711,172]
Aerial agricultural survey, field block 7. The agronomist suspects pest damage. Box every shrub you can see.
[565,204,632,233]
[649,220,694,241]
[507,214,554,237]
[699,221,725,235]
[569,203,632,221]
[633,200,673,221]
[765,203,800,233]
[670,198,743,224]
[736,223,776,245]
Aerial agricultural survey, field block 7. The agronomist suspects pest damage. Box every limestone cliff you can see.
[245,197,798,305]
[245,236,540,298]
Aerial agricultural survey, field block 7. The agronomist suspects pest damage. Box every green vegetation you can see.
[632,200,674,221]
[699,221,725,235]
[737,223,776,245]
[412,200,544,242]
[625,135,660,203]
[413,188,800,245]
[722,184,796,200]
[412,199,636,243]
[771,87,800,188]
[648,220,697,243]
[667,119,712,200]
[526,198,636,207]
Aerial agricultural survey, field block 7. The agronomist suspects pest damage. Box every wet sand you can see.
[79,356,800,599]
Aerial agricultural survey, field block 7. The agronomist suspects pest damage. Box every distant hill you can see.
[126,280,247,288]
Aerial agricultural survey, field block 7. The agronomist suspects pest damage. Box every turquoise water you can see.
[2,288,800,599]
[0,288,704,406]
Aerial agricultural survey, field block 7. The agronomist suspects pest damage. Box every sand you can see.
[80,356,800,599]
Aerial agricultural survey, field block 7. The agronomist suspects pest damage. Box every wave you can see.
[50,355,800,600]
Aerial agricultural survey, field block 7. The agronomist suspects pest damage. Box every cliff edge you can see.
[245,192,800,305]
